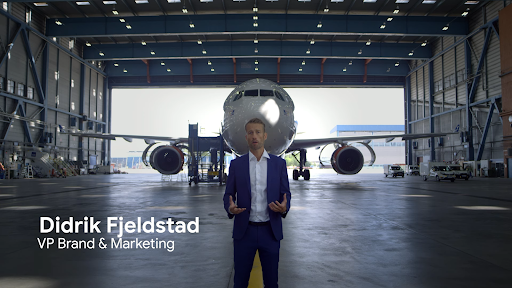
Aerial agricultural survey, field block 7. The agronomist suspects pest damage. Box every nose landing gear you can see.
[292,149,310,181]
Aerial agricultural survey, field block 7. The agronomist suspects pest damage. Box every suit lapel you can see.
[243,154,251,193]
[266,155,273,204]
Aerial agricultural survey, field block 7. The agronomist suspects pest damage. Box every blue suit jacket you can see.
[223,153,291,241]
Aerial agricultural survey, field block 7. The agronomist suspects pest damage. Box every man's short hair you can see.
[245,118,265,133]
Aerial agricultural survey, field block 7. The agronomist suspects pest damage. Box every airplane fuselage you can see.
[222,79,296,156]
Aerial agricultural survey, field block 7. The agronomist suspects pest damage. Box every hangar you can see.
[1,1,512,287]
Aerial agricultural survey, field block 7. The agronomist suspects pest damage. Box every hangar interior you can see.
[1,0,511,178]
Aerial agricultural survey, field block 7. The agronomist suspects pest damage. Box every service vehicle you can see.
[447,164,470,180]
[384,164,405,177]
[406,165,420,176]
[420,162,455,182]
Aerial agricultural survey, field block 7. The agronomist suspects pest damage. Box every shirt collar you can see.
[249,149,270,161]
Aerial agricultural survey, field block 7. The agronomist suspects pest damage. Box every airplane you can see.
[59,78,453,181]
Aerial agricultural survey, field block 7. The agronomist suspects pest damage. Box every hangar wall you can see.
[0,3,108,165]
[406,0,507,165]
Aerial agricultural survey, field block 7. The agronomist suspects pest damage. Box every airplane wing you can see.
[58,126,187,144]
[286,132,456,152]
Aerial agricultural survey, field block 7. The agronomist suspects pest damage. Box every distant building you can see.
[330,125,405,166]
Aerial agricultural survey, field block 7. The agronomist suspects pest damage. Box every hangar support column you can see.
[499,4,512,178]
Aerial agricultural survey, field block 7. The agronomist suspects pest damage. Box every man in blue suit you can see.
[223,117,291,288]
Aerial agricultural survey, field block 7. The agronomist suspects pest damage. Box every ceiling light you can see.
[119,18,125,22]
[366,40,371,46]
[55,19,63,25]
[298,67,302,72]
[189,22,195,28]
[167,0,180,2]
[76,1,90,5]
[103,1,116,4]
[302,60,306,65]
[113,63,119,66]
[141,41,146,45]
[126,24,131,29]
[255,60,258,64]
[343,67,347,72]
[442,24,449,31]
[422,0,436,3]
[253,22,258,27]
[310,39,315,44]
[85,42,91,47]
[253,15,258,20]
[393,6,399,13]
[395,62,400,67]
[324,7,329,12]
[123,69,127,73]
[99,51,104,56]
[462,11,469,17]
[253,7,258,12]
[112,9,119,15]
[306,49,310,54]
[208,60,212,65]
[421,41,427,46]
[255,67,259,71]
[358,49,362,55]
[254,39,258,44]
[380,23,386,29]
[200,0,213,2]
[387,17,393,21]
[408,51,414,56]
[349,60,352,65]
[465,1,479,4]
[135,0,148,3]
[167,68,171,72]
[254,48,258,53]
[363,0,377,2]
[196,40,202,45]
[202,49,207,54]
[317,21,322,28]
[150,50,155,55]
[330,0,344,2]
[182,7,188,13]
[34,3,49,7]
[395,0,409,3]
[160,61,165,66]
[211,68,215,72]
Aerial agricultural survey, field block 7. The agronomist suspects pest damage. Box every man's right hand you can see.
[229,196,246,214]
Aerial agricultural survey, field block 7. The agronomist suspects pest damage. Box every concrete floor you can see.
[1,170,512,288]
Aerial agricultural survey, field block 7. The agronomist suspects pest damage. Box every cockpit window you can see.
[275,91,285,101]
[260,90,274,97]
[244,89,258,96]
[233,91,243,102]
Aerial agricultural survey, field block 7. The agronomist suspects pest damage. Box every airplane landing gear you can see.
[291,149,310,181]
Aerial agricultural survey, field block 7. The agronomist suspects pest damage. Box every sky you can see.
[110,87,405,159]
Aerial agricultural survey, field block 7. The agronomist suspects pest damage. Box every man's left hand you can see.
[269,194,287,213]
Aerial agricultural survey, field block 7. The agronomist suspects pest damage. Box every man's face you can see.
[245,123,267,151]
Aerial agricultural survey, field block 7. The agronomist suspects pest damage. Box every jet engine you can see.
[148,145,185,175]
[330,146,364,175]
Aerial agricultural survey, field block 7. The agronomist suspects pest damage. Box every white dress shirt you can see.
[249,149,270,222]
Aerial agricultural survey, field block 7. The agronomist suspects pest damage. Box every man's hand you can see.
[269,194,287,213]
[229,196,246,214]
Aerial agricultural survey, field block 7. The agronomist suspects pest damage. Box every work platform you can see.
[0,171,511,288]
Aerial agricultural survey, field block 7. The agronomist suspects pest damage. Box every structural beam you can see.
[476,102,496,161]
[429,61,435,161]
[468,28,492,103]
[141,59,151,83]
[187,58,193,83]
[0,24,22,70]
[232,58,236,83]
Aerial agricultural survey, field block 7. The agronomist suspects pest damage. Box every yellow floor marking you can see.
[248,251,263,288]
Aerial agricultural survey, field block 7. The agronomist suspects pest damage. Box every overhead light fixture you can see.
[167,0,180,2]
[253,22,258,27]
[189,22,195,28]
[55,19,63,25]
[161,61,165,66]
[253,7,258,12]
[349,60,352,65]
[421,41,427,46]
[343,67,347,72]
[358,49,362,55]
[103,0,116,4]
[363,0,377,2]
[182,7,188,13]
[255,67,259,71]
[76,1,90,5]
[135,0,148,3]
[310,39,315,44]
[306,49,310,54]
[299,67,303,72]
[408,51,414,56]
[324,7,329,12]
[395,0,409,3]
[99,51,104,56]
[113,63,119,66]
[395,62,400,67]
[141,41,146,45]
[85,42,91,47]
[208,60,212,65]
[462,11,469,17]
[254,48,258,53]
[253,15,258,20]
[254,39,258,44]
[119,18,125,22]
[442,24,449,31]
[393,6,399,13]
[422,0,436,3]
[387,17,393,22]
[211,68,215,72]
[465,1,479,4]
[302,60,306,65]
[167,68,171,72]
[202,49,207,54]
[380,23,386,29]
[255,60,259,64]
[34,3,49,7]
[330,0,344,2]
[150,50,155,55]
[123,69,127,73]
[126,24,132,29]
[317,21,322,28]
[112,9,119,15]
[366,40,371,46]
[197,39,202,45]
